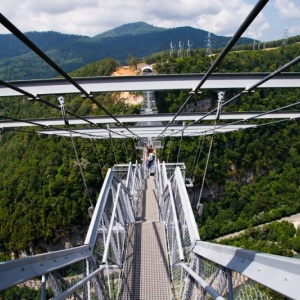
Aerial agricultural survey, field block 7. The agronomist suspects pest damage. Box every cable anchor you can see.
[56,95,69,126]
[216,91,225,120]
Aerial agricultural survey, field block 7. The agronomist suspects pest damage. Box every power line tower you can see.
[186,40,192,56]
[206,32,212,56]
[253,39,256,50]
[178,41,184,58]
[170,42,175,57]
[282,26,289,46]
[263,39,266,49]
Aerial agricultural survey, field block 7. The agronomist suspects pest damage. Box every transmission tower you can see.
[170,42,175,57]
[186,40,192,56]
[282,26,289,46]
[253,39,256,50]
[178,41,184,58]
[206,32,212,56]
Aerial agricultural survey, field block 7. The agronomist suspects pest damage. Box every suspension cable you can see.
[0,77,134,140]
[176,122,185,163]
[189,135,205,179]
[200,99,300,137]
[108,126,118,164]
[196,123,216,211]
[167,130,174,163]
[69,131,93,207]
[196,93,223,211]
[90,138,104,171]
[159,136,166,161]
[123,138,129,162]
[158,0,269,137]
[0,78,96,127]
[0,13,140,139]
[173,54,300,137]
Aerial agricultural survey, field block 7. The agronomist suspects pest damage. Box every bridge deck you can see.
[121,177,172,299]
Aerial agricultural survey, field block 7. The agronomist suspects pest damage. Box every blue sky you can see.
[0,0,299,42]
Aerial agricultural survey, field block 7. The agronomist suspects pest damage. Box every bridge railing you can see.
[155,162,200,298]
[0,162,143,299]
[155,161,300,299]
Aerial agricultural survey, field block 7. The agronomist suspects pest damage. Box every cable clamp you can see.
[216,91,225,120]
[56,95,69,126]
[189,89,202,95]
[28,96,39,101]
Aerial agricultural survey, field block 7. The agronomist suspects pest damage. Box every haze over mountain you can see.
[0,22,254,80]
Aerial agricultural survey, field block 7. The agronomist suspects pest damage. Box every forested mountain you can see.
[1,40,300,259]
[0,22,254,80]
[94,22,166,38]
[152,42,300,244]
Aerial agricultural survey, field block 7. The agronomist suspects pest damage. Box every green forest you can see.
[1,41,300,262]
[217,221,300,257]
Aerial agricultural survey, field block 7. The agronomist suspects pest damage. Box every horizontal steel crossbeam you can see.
[1,111,299,128]
[0,245,91,291]
[0,73,299,97]
[193,241,300,299]
[37,124,257,139]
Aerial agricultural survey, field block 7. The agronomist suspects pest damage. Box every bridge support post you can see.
[86,258,91,300]
[227,269,233,300]
[41,274,47,300]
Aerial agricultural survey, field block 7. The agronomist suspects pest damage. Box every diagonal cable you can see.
[158,0,269,137]
[173,54,300,137]
[0,13,140,138]
[0,78,132,138]
[0,78,96,126]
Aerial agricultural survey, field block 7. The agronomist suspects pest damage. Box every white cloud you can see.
[0,0,284,40]
[274,0,300,19]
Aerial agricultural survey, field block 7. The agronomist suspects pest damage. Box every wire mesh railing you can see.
[0,162,143,300]
[2,160,300,299]
[180,252,290,300]
[155,162,200,299]
[154,160,300,299]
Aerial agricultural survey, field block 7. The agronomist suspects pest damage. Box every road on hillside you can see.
[215,213,300,242]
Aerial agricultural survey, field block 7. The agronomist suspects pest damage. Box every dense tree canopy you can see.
[1,42,300,260]
[154,43,300,243]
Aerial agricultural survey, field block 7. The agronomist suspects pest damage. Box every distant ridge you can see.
[0,22,255,80]
[95,21,166,38]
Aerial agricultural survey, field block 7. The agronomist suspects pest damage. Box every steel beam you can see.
[0,73,299,97]
[173,167,200,244]
[193,241,300,299]
[179,262,225,300]
[35,124,257,139]
[0,112,299,130]
[0,245,91,291]
[84,169,114,248]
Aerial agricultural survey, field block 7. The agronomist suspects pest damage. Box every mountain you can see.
[0,22,255,80]
[94,21,166,38]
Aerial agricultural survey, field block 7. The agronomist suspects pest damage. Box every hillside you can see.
[0,22,254,80]
[1,40,300,258]
[95,22,166,38]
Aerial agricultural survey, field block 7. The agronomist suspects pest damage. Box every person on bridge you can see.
[146,145,156,175]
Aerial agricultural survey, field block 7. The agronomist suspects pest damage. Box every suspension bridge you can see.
[1,0,300,298]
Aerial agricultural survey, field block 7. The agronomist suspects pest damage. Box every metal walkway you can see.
[1,162,300,299]
[121,176,172,299]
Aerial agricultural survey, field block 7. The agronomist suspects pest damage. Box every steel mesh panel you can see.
[47,260,85,297]
[182,254,284,300]
[0,277,47,299]
[163,191,183,299]
[170,176,193,258]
